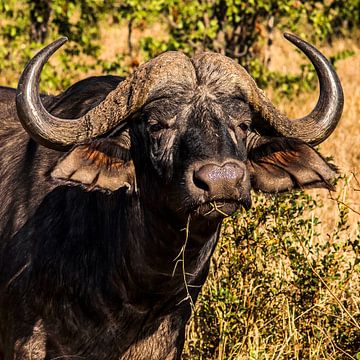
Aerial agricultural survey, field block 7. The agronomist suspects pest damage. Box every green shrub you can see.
[184,190,359,359]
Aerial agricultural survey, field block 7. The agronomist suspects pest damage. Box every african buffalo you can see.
[0,33,343,359]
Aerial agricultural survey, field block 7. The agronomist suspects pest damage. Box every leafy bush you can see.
[184,189,359,359]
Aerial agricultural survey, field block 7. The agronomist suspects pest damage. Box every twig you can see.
[307,261,360,331]
[204,201,230,217]
[174,215,195,310]
[314,325,357,360]
[328,194,360,216]
[351,171,360,191]
[127,18,134,58]
[296,236,360,331]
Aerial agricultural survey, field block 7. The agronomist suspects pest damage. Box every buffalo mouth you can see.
[191,199,248,219]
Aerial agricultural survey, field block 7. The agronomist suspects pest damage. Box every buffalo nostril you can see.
[193,172,210,192]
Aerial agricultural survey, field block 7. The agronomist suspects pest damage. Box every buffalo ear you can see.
[51,135,135,193]
[247,137,337,193]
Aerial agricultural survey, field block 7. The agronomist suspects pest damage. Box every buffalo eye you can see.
[148,119,165,134]
[239,123,249,132]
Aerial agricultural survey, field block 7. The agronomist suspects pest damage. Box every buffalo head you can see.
[16,33,343,224]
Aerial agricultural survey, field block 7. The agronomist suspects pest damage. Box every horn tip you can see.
[58,36,68,44]
[283,32,299,42]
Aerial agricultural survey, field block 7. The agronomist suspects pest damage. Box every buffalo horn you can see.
[256,33,344,145]
[16,38,134,150]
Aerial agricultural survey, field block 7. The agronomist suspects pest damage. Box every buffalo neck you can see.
[115,191,221,309]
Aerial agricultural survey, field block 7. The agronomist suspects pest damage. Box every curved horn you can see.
[16,38,133,150]
[255,33,344,146]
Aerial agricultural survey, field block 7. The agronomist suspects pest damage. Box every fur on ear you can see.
[51,134,135,193]
[247,137,338,193]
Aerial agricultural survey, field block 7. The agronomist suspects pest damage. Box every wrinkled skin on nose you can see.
[193,162,244,198]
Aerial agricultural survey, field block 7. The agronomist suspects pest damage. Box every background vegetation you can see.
[0,0,359,359]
